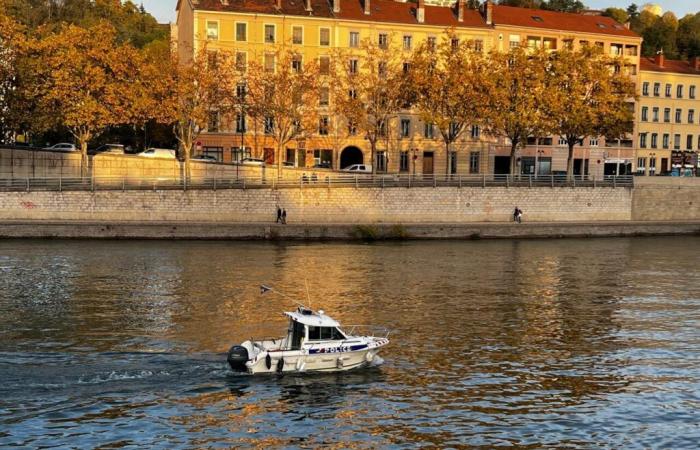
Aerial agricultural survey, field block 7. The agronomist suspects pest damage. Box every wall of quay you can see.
[0,185,632,223]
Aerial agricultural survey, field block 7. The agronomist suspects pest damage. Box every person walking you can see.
[276,206,282,224]
[513,206,519,223]
[282,209,287,224]
[516,207,523,224]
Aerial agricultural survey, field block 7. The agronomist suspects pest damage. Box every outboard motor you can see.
[227,345,249,372]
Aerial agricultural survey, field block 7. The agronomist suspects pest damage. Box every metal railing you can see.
[0,174,634,192]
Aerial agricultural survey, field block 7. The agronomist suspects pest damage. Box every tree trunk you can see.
[509,141,518,177]
[567,142,576,181]
[277,142,283,179]
[183,143,192,181]
[80,140,89,179]
[370,139,377,175]
[445,140,451,177]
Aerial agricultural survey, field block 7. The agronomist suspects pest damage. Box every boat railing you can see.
[343,325,391,339]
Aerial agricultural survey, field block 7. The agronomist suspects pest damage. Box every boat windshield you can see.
[307,326,345,341]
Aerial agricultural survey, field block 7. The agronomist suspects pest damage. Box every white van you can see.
[341,164,372,173]
[138,148,177,159]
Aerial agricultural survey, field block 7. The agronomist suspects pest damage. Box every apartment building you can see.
[637,54,700,176]
[174,0,642,176]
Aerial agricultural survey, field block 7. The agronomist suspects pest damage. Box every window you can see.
[235,113,246,133]
[653,82,660,96]
[664,108,670,123]
[652,107,659,122]
[235,52,247,71]
[264,24,275,43]
[319,56,330,75]
[400,151,409,172]
[378,62,387,78]
[319,116,329,135]
[403,35,412,50]
[532,15,543,23]
[610,43,622,56]
[291,54,302,72]
[674,134,681,150]
[451,37,459,50]
[349,58,358,74]
[473,39,484,52]
[232,146,250,163]
[348,120,357,135]
[676,109,682,123]
[642,82,649,96]
[649,157,656,174]
[208,111,219,132]
[236,82,246,99]
[292,26,303,45]
[378,120,386,137]
[641,106,648,121]
[636,157,646,174]
[558,137,567,146]
[590,137,598,147]
[349,31,359,48]
[319,87,329,106]
[639,133,647,148]
[308,326,344,341]
[236,22,247,42]
[319,27,330,46]
[527,36,540,50]
[348,88,357,100]
[471,125,480,139]
[469,151,480,174]
[449,152,457,174]
[427,36,437,50]
[542,37,556,50]
[509,35,520,49]
[662,133,669,149]
[376,151,387,172]
[677,84,683,98]
[651,133,657,148]
[378,33,388,49]
[665,84,671,97]
[400,119,410,138]
[689,109,695,124]
[264,53,275,72]
[688,135,694,150]
[424,122,434,139]
[206,21,219,40]
[264,116,273,134]
[691,85,696,99]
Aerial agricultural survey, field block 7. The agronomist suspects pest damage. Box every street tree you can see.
[159,47,229,180]
[547,46,637,179]
[0,10,24,142]
[332,36,406,174]
[24,22,139,176]
[482,48,553,176]
[409,32,488,175]
[246,47,320,176]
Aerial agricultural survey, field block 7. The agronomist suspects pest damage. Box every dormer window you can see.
[531,16,543,22]
[597,23,606,28]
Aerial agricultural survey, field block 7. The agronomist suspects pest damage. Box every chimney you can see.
[481,0,493,26]
[655,49,665,68]
[275,0,282,9]
[624,21,630,29]
[417,0,425,23]
[220,0,229,5]
[364,0,370,15]
[691,56,700,71]
[333,0,340,13]
[305,0,312,12]
[456,0,465,23]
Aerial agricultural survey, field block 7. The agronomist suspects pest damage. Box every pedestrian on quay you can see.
[276,206,282,223]
[513,206,519,223]
[517,207,523,224]
[282,209,287,224]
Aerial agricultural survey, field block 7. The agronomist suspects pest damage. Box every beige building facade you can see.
[175,0,642,177]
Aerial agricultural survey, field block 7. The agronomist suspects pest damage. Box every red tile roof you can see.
[640,57,700,75]
[189,0,488,29]
[491,4,639,38]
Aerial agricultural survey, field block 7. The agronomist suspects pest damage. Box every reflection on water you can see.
[1,238,700,448]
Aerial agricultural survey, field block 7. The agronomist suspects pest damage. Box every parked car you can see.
[192,154,218,162]
[313,162,332,169]
[138,148,177,159]
[341,164,372,173]
[44,143,77,152]
[89,144,125,155]
[241,158,265,166]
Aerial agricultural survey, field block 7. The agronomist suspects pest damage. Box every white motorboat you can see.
[227,288,389,375]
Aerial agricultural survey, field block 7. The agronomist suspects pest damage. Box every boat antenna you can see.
[305,278,312,310]
[260,284,309,309]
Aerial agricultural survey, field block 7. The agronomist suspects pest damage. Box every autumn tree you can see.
[159,47,229,180]
[333,36,406,174]
[0,10,24,142]
[547,46,637,179]
[246,48,319,176]
[22,22,140,176]
[482,48,553,176]
[409,33,488,175]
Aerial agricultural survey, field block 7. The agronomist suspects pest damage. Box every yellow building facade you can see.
[636,55,700,176]
[175,0,642,176]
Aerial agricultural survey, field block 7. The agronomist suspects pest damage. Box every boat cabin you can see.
[284,307,347,350]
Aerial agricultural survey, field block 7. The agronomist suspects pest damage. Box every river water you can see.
[1,238,699,448]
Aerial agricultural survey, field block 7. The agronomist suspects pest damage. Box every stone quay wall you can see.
[632,177,700,221]
[0,186,632,223]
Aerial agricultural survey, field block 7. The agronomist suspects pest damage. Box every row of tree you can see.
[0,12,634,179]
